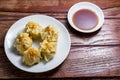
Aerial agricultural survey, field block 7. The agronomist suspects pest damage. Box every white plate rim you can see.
[4,14,71,73]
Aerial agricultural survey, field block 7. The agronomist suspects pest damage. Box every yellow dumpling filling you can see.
[42,25,58,42]
[40,40,57,62]
[22,47,41,66]
[14,33,32,55]
[24,21,43,40]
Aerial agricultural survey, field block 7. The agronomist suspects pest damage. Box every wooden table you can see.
[0,0,120,79]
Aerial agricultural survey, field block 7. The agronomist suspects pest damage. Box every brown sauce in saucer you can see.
[72,9,98,30]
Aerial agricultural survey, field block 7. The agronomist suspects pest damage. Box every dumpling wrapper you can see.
[14,33,32,55]
[24,21,43,41]
[42,25,58,42]
[40,40,57,62]
[22,47,41,66]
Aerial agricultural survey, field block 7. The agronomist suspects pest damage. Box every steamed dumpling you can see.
[14,33,32,55]
[24,21,43,40]
[42,25,58,42]
[40,40,57,61]
[22,47,41,66]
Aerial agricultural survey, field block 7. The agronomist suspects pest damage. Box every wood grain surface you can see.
[0,0,120,78]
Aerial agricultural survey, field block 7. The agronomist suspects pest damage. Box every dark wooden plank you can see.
[0,0,120,78]
[0,6,120,20]
[70,19,120,46]
[1,46,120,78]
[103,7,120,19]
[60,46,120,77]
[60,0,120,12]
[0,0,120,12]
[0,0,59,12]
[1,19,120,47]
[0,12,66,21]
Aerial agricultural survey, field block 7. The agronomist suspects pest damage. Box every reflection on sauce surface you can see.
[72,9,98,30]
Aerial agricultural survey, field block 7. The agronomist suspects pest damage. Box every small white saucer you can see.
[67,2,104,33]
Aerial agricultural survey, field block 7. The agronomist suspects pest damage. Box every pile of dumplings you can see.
[14,21,59,66]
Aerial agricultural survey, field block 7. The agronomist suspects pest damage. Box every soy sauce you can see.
[72,9,98,30]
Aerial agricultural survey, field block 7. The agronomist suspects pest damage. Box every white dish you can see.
[4,15,71,73]
[67,2,104,33]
